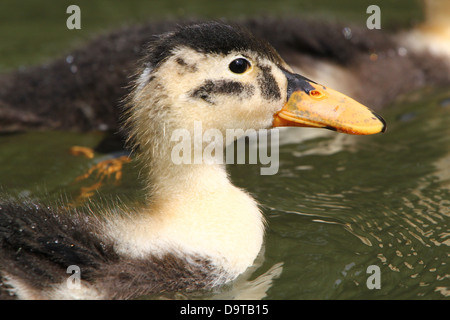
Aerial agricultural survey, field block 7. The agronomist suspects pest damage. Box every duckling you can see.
[0,1,449,133]
[0,22,385,300]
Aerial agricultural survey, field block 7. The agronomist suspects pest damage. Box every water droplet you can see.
[342,27,352,40]
[397,47,408,57]
[70,65,78,73]
[98,123,109,131]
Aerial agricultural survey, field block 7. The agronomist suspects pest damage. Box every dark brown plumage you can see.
[0,201,225,299]
[0,18,449,133]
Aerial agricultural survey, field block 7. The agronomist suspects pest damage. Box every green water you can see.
[0,88,448,299]
[231,88,450,299]
[0,0,423,72]
[252,89,450,299]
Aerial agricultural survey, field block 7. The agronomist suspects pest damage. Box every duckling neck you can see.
[108,159,265,279]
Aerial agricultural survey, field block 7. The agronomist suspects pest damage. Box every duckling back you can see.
[0,201,111,299]
[0,201,232,299]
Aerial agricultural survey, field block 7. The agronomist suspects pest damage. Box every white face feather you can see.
[133,47,289,136]
[136,65,153,92]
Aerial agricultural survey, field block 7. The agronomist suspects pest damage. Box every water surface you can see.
[0,87,448,299]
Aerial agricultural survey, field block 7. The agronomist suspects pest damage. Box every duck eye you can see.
[229,58,251,74]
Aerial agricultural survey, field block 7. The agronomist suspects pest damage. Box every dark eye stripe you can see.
[258,65,281,101]
[190,80,255,104]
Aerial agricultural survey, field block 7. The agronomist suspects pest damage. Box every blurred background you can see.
[0,0,425,72]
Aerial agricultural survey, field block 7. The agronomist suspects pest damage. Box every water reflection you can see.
[0,88,448,299]
[230,87,449,299]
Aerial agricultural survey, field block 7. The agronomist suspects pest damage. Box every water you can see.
[242,87,450,300]
[0,0,422,72]
[0,87,448,299]
[0,0,448,300]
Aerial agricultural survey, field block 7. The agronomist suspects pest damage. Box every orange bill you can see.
[273,71,386,135]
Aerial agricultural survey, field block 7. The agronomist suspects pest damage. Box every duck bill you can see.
[273,71,386,135]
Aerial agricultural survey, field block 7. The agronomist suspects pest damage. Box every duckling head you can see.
[126,21,384,150]
[126,22,286,151]
[124,21,386,191]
